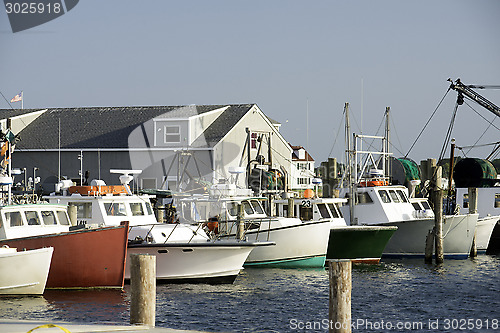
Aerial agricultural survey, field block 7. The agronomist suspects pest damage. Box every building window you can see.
[142,178,157,189]
[250,133,258,149]
[463,194,469,208]
[495,194,500,208]
[297,178,309,185]
[164,125,181,143]
[297,163,308,170]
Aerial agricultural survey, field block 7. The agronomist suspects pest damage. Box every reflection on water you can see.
[1,255,499,332]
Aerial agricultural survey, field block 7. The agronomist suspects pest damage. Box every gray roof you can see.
[1,104,256,149]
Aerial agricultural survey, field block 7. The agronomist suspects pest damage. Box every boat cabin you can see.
[339,185,434,225]
[45,192,157,227]
[0,204,71,240]
[274,197,346,227]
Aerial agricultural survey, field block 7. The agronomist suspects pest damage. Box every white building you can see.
[290,145,315,190]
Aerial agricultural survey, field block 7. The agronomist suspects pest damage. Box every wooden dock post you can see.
[468,187,478,257]
[287,197,294,218]
[130,254,156,327]
[433,166,444,264]
[424,230,434,264]
[237,203,245,240]
[328,260,351,333]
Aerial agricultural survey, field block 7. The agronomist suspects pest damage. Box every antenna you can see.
[110,169,142,195]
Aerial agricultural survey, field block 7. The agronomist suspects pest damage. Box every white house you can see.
[290,145,315,190]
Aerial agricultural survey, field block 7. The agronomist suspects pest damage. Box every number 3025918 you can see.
[5,2,62,14]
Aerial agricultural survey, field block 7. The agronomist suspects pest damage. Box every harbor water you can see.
[1,255,499,332]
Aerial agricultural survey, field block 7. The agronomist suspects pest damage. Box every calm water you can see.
[1,255,499,332]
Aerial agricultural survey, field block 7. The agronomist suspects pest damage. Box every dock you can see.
[0,319,206,333]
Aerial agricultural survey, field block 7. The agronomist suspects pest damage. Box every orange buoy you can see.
[303,189,315,198]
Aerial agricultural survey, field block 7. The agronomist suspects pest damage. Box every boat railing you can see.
[210,216,276,242]
[128,222,212,244]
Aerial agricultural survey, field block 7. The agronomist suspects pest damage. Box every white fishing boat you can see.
[456,187,500,253]
[177,184,333,267]
[339,106,477,258]
[45,170,272,283]
[274,196,397,264]
[0,246,53,295]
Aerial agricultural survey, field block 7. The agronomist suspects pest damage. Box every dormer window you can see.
[164,125,181,143]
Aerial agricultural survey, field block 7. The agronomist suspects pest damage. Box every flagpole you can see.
[21,91,23,109]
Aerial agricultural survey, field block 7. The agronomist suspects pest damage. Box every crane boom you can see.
[448,78,500,118]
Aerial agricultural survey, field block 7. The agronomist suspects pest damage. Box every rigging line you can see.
[404,87,451,158]
[327,107,346,157]
[458,141,500,149]
[438,101,459,161]
[463,99,500,131]
[462,100,499,156]
[390,114,404,158]
[0,91,15,110]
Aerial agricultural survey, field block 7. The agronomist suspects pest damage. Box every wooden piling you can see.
[433,166,444,264]
[237,204,245,240]
[328,260,351,333]
[130,254,156,327]
[287,197,294,218]
[424,230,434,264]
[468,187,478,257]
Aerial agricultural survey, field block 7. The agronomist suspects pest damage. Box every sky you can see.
[1,0,500,166]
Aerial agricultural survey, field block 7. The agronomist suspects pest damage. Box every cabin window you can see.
[389,190,401,203]
[357,192,373,204]
[317,203,331,219]
[397,190,409,203]
[411,202,422,211]
[227,202,238,217]
[25,211,41,225]
[462,194,469,209]
[495,194,500,208]
[243,201,254,215]
[57,211,70,225]
[145,202,154,215]
[421,201,431,210]
[41,211,57,225]
[378,190,391,203]
[130,203,145,216]
[250,200,265,214]
[164,125,181,143]
[72,202,92,219]
[6,211,23,227]
[328,203,341,218]
[104,202,127,216]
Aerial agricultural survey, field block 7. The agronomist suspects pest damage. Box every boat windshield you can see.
[388,190,401,203]
[5,211,23,227]
[327,203,342,218]
[71,202,92,218]
[130,203,145,216]
[317,203,331,219]
[396,190,409,203]
[145,202,154,215]
[243,201,254,215]
[41,211,57,225]
[26,211,41,225]
[250,200,265,214]
[57,211,70,225]
[378,190,391,203]
[104,202,127,216]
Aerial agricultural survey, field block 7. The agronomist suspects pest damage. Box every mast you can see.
[344,103,357,225]
[384,107,390,181]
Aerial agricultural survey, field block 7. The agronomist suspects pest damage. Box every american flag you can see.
[10,91,22,103]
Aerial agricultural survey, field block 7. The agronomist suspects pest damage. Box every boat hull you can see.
[326,226,397,264]
[232,220,333,267]
[475,216,499,253]
[378,214,477,259]
[126,242,262,284]
[0,225,128,288]
[0,247,53,295]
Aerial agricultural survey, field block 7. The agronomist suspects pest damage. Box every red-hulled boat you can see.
[0,204,128,288]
